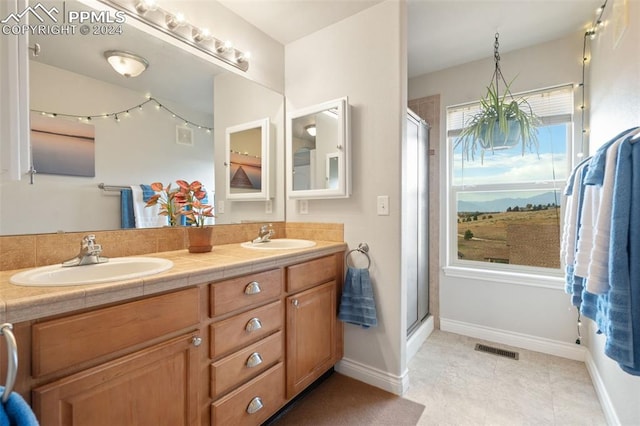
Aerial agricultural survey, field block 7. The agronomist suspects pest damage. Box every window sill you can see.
[442,265,565,290]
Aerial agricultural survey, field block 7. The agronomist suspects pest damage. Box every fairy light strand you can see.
[578,1,608,158]
[31,97,213,133]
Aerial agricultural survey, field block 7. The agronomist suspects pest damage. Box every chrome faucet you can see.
[252,224,275,243]
[62,234,109,267]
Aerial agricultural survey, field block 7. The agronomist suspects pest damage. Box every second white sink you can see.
[240,239,316,250]
[10,257,174,287]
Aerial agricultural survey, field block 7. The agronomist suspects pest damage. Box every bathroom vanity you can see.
[1,240,345,425]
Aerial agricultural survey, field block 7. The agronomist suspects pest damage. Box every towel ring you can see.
[1,323,17,404]
[346,243,371,270]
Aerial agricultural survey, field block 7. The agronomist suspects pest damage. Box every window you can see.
[446,85,574,274]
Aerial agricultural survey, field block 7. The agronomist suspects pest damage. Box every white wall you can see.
[586,0,640,424]
[285,0,408,392]
[409,34,585,351]
[0,61,213,235]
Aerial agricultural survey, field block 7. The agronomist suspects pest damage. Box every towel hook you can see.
[1,323,18,404]
[346,242,371,269]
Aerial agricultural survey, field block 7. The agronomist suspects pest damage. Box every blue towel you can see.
[0,387,39,426]
[338,267,378,328]
[140,184,155,202]
[120,188,135,229]
[583,127,639,186]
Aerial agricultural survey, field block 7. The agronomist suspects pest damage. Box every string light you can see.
[31,97,213,132]
[577,1,608,159]
[574,1,608,345]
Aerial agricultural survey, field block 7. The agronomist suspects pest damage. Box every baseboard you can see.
[335,357,408,396]
[407,315,434,362]
[584,350,621,426]
[440,318,586,361]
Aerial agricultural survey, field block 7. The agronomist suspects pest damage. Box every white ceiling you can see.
[220,0,601,78]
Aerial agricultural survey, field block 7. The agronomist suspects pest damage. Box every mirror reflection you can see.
[226,118,270,200]
[0,0,284,236]
[287,97,350,199]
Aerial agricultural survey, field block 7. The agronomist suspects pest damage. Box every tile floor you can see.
[403,330,607,426]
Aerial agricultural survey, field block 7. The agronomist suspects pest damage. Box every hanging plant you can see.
[455,33,541,163]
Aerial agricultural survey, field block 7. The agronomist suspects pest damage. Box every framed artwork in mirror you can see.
[286,97,351,199]
[225,118,271,200]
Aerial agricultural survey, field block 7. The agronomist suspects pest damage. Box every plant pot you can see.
[187,227,213,253]
[481,120,520,151]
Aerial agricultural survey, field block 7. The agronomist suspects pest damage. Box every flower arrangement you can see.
[174,179,214,227]
[146,180,214,227]
[145,182,181,226]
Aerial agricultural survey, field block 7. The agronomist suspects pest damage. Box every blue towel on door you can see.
[0,386,39,426]
[338,267,378,328]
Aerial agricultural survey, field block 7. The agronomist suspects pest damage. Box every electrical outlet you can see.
[217,200,225,214]
[377,195,389,215]
[299,200,309,214]
[265,199,272,214]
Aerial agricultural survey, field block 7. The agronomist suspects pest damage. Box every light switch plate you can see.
[217,200,225,214]
[377,195,389,215]
[265,199,272,214]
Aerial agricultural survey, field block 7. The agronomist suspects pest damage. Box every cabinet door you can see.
[33,333,200,426]
[285,281,337,398]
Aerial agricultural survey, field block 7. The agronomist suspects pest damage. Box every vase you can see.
[187,226,213,253]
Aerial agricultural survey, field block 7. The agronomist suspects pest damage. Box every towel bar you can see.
[1,323,17,404]
[98,183,130,192]
[346,243,371,269]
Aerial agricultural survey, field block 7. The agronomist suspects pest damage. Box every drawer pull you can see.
[292,299,299,308]
[246,352,263,368]
[244,281,262,295]
[246,397,264,414]
[245,317,262,332]
[191,336,202,347]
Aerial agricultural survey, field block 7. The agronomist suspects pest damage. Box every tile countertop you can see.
[0,240,347,324]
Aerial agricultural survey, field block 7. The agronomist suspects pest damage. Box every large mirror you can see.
[0,0,284,236]
[286,97,351,199]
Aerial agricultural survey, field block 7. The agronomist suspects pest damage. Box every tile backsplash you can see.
[0,222,343,272]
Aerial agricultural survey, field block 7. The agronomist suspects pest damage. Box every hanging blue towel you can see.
[0,387,39,426]
[120,188,135,229]
[338,267,378,328]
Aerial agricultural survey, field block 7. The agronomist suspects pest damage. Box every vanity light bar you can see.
[99,0,250,72]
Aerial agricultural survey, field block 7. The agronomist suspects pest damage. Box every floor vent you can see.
[474,343,519,360]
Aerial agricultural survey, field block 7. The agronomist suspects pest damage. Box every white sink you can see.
[10,257,173,287]
[240,239,316,250]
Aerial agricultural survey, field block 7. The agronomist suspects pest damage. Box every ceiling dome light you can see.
[305,124,316,137]
[104,50,149,78]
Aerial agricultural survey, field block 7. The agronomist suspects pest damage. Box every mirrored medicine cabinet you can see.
[286,97,351,199]
[225,118,271,201]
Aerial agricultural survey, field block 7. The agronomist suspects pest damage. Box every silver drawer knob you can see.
[246,352,263,368]
[245,317,262,332]
[246,396,263,414]
[191,336,202,347]
[244,281,262,295]
[292,299,299,308]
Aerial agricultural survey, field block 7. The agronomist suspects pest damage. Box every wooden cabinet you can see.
[285,254,343,398]
[13,250,343,426]
[33,332,200,426]
[286,281,337,398]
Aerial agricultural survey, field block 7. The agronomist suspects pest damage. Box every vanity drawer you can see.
[211,362,285,426]
[286,254,337,292]
[210,331,283,399]
[210,300,283,359]
[32,287,199,377]
[210,269,282,317]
